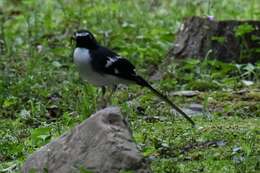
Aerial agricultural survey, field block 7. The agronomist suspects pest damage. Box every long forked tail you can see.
[134,75,196,127]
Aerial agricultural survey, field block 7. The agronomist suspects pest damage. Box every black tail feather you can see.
[134,75,195,127]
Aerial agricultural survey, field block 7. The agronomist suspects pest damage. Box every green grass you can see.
[0,0,260,172]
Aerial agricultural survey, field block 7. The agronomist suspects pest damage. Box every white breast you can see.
[73,48,91,65]
[73,48,130,86]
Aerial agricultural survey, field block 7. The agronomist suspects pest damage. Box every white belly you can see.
[73,48,129,86]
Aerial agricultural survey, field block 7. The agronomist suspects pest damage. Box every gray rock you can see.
[22,107,151,173]
[172,103,213,118]
[149,71,163,81]
[180,103,213,120]
[170,90,200,97]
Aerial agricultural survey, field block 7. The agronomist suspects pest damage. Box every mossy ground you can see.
[0,0,259,172]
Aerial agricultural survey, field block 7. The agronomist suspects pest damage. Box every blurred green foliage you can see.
[0,0,259,172]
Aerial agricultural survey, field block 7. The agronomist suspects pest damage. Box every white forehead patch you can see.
[76,32,89,37]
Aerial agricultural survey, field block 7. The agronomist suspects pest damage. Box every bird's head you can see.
[73,30,98,49]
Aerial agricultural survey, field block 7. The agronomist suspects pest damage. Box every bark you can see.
[171,16,260,63]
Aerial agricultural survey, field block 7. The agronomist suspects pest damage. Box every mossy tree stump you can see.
[171,16,260,63]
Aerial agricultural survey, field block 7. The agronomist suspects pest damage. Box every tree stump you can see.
[170,16,260,63]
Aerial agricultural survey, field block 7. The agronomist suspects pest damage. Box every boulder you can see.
[22,107,151,173]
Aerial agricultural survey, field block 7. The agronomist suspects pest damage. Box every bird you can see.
[72,30,195,127]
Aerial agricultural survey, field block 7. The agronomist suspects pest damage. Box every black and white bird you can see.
[73,30,195,126]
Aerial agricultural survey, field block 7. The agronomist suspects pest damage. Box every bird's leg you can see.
[102,86,106,96]
[97,86,107,109]
[112,85,117,94]
[106,85,117,105]
[97,85,117,109]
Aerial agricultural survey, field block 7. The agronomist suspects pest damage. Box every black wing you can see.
[90,46,140,82]
[90,46,195,126]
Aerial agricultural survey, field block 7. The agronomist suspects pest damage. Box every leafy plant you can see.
[0,0,259,173]
[235,24,254,37]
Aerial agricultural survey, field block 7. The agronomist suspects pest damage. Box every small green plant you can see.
[235,24,254,37]
[0,0,259,173]
[212,36,226,44]
[235,23,256,62]
[30,127,52,147]
[79,167,93,173]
